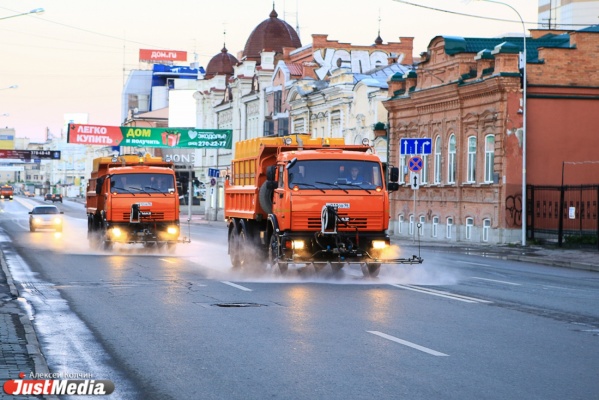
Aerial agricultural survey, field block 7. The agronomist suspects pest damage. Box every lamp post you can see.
[475,0,527,246]
[0,8,44,21]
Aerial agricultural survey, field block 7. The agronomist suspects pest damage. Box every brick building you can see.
[384,26,599,244]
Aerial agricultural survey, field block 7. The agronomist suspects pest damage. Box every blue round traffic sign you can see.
[408,156,423,172]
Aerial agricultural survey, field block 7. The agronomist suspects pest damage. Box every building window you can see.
[274,90,282,114]
[277,118,289,136]
[419,215,425,236]
[421,154,428,184]
[398,214,404,234]
[483,219,491,242]
[409,215,414,235]
[485,135,495,183]
[399,153,407,184]
[434,136,441,184]
[466,217,474,240]
[264,120,274,136]
[448,134,456,184]
[432,216,439,238]
[467,136,477,183]
[446,217,453,239]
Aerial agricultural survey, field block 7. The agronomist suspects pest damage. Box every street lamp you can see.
[0,85,18,90]
[475,0,527,246]
[0,8,44,21]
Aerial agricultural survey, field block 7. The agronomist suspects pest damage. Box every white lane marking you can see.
[457,261,491,267]
[221,281,253,291]
[368,331,449,357]
[471,277,521,286]
[540,284,568,290]
[390,284,492,304]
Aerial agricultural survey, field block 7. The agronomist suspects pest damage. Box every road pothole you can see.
[212,302,266,308]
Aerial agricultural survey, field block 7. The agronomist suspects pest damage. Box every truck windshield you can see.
[287,160,383,190]
[110,173,175,194]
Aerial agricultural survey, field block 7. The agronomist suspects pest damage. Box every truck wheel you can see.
[258,182,274,215]
[229,228,242,268]
[361,263,381,278]
[269,235,288,275]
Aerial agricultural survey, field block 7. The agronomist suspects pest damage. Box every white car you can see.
[29,205,64,232]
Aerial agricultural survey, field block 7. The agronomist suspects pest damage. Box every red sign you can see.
[67,124,124,146]
[139,49,187,62]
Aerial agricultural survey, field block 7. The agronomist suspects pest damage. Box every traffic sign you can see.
[408,156,423,172]
[208,168,220,178]
[400,138,432,155]
[410,171,420,190]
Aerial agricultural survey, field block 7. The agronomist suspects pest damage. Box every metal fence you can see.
[528,184,599,249]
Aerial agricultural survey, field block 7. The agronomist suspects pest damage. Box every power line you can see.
[392,0,595,28]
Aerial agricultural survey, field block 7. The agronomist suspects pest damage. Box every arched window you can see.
[467,136,477,183]
[446,217,453,239]
[483,218,491,242]
[448,134,456,184]
[466,217,474,240]
[485,135,495,183]
[434,136,442,184]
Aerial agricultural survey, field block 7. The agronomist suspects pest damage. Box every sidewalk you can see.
[1,251,51,399]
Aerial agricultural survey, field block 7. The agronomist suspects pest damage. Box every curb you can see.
[1,250,56,399]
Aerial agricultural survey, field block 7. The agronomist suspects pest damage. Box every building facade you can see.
[384,27,599,244]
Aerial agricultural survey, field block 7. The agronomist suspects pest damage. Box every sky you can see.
[0,0,538,143]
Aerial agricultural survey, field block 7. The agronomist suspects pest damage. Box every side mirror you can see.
[388,182,400,192]
[96,177,104,195]
[389,167,400,183]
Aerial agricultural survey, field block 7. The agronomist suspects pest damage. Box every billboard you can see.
[139,49,187,62]
[67,124,232,149]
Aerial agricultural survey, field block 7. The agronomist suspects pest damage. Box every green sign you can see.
[68,124,232,149]
[121,127,232,149]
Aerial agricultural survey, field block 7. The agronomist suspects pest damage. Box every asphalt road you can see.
[1,197,598,400]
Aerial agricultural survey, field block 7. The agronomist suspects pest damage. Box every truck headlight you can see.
[371,240,387,250]
[167,226,179,235]
[291,240,305,250]
[111,228,123,238]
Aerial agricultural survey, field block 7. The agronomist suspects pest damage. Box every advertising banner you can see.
[67,124,232,149]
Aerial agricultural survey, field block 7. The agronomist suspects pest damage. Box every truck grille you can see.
[123,212,165,221]
[294,212,383,231]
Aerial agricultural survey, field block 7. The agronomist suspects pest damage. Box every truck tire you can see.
[269,234,288,275]
[258,182,274,215]
[229,228,242,268]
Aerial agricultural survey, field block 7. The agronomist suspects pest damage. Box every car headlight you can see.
[33,218,42,224]
[54,218,62,224]
[371,240,387,250]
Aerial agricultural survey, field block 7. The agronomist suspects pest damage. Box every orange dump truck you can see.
[224,135,422,277]
[0,185,14,200]
[86,154,189,250]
